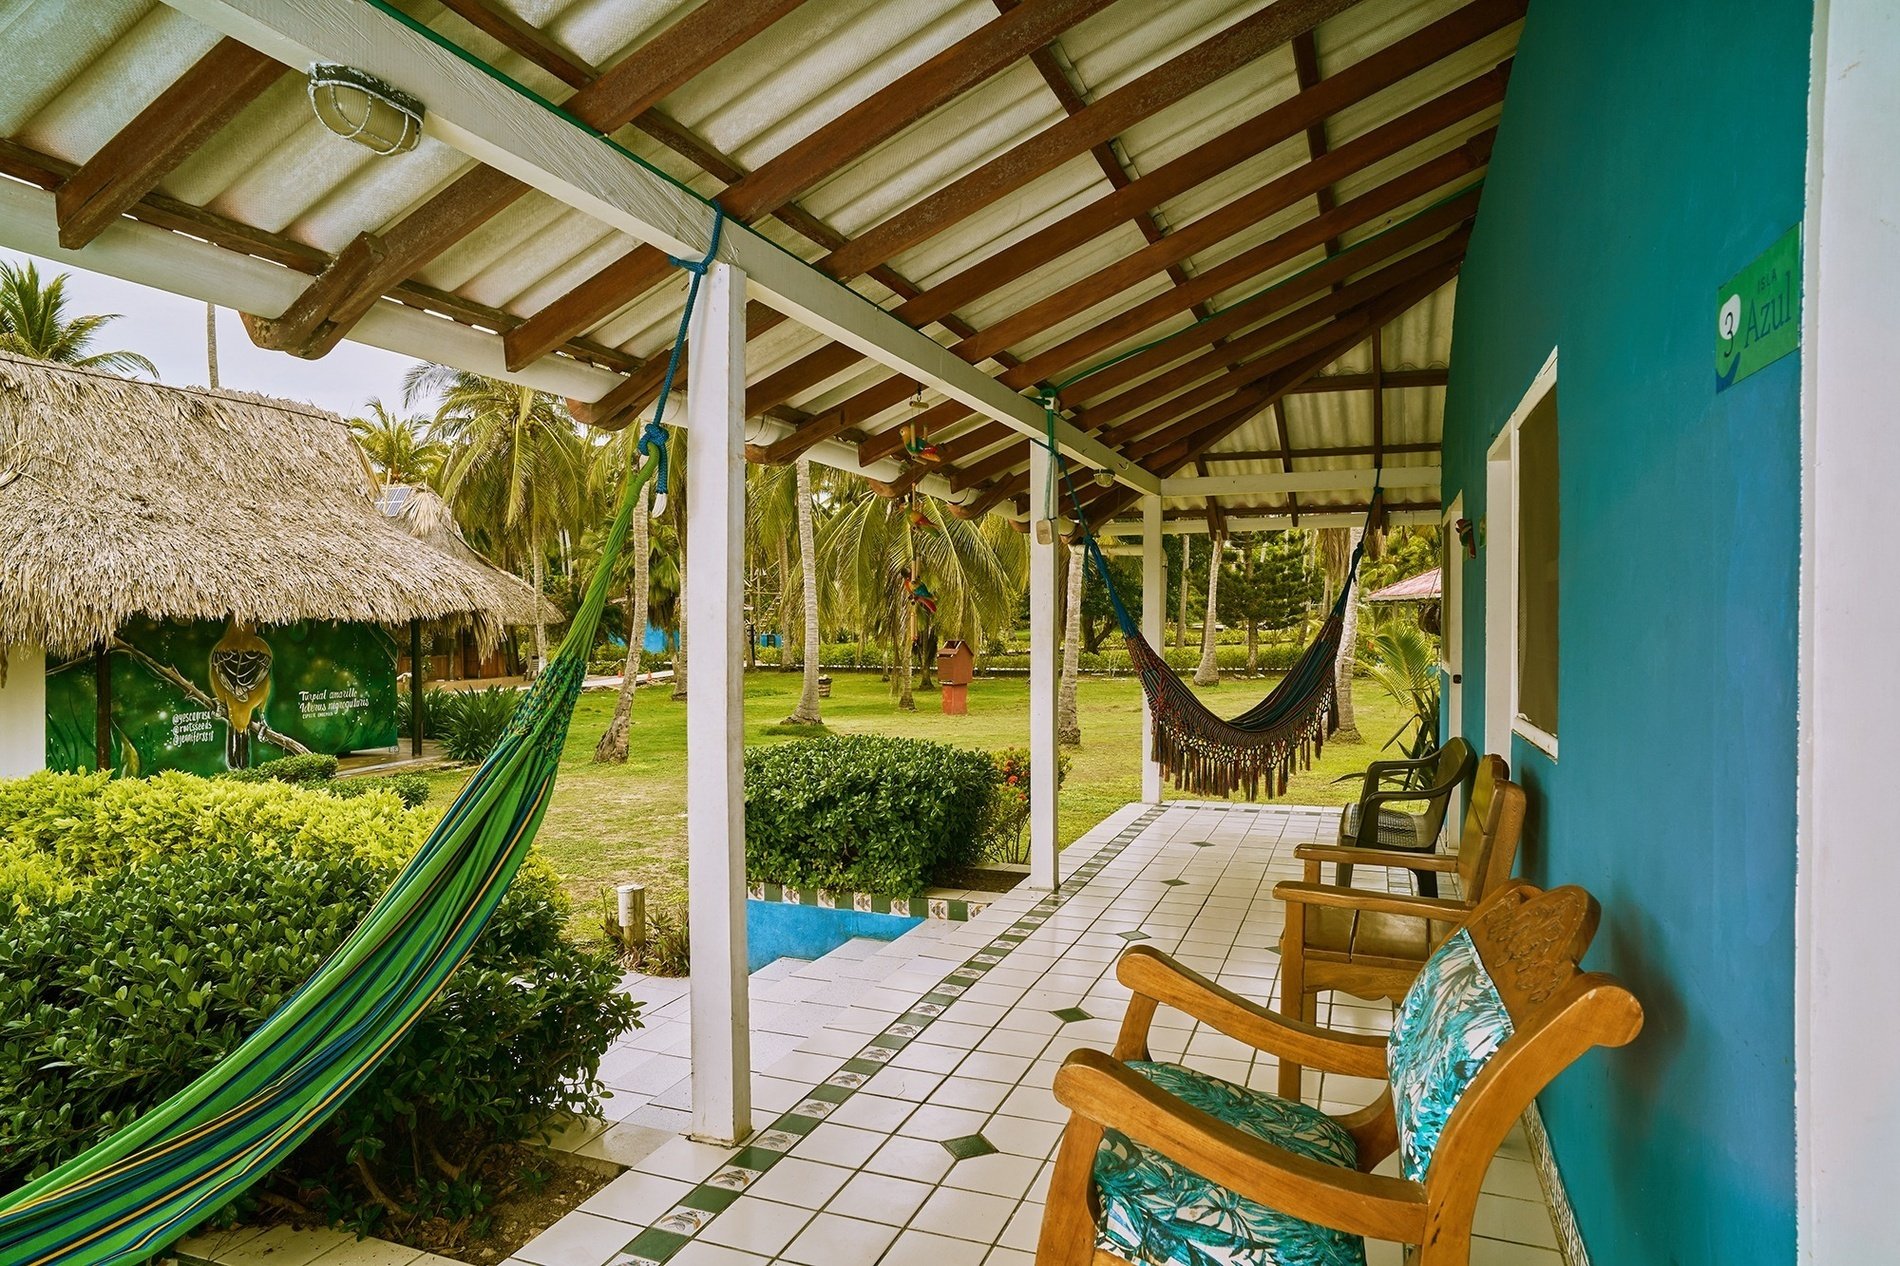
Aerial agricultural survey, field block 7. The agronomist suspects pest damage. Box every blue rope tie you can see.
[638,203,727,514]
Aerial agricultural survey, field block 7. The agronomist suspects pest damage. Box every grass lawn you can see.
[420,669,1413,913]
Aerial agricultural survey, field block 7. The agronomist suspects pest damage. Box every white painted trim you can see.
[1797,1,1900,1257]
[1028,445,1061,890]
[1139,495,1164,805]
[163,0,1156,494]
[1092,509,1443,535]
[1484,348,1558,757]
[1157,467,1441,497]
[684,263,751,1145]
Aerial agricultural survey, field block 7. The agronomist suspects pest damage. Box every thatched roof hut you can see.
[0,352,536,657]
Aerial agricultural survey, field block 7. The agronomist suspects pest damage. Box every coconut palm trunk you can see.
[1194,538,1223,686]
[785,457,823,724]
[895,588,916,710]
[776,534,795,671]
[529,531,548,677]
[1331,525,1364,739]
[1175,537,1191,651]
[595,483,650,762]
[1057,542,1084,746]
[671,492,688,702]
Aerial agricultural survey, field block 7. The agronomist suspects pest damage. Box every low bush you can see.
[0,771,635,1239]
[327,772,432,808]
[978,746,1070,864]
[744,736,996,895]
[221,751,341,783]
[433,686,520,762]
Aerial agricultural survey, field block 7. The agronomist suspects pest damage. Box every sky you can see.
[1,246,427,419]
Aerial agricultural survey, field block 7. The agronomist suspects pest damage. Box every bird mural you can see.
[209,619,273,768]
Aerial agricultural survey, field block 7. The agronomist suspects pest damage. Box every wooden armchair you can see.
[1036,881,1642,1266]
[1276,757,1524,1098]
[1335,737,1476,896]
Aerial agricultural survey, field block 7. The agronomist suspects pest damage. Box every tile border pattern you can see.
[1522,1100,1589,1266]
[745,880,990,922]
[616,807,1165,1264]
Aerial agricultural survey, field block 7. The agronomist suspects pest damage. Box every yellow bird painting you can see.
[209,620,273,769]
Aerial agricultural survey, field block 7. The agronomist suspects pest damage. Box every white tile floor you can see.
[521,801,1565,1266]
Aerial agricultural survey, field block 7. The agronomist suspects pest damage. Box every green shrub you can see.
[0,772,636,1237]
[433,686,520,762]
[327,772,432,808]
[744,736,997,895]
[220,752,340,783]
[978,746,1070,864]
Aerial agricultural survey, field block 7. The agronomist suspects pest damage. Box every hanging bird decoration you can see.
[210,619,274,769]
[906,489,937,533]
[903,570,938,616]
[902,389,944,465]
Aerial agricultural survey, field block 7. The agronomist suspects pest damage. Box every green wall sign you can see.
[1715,223,1801,390]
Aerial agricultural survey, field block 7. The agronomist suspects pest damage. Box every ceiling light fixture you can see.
[308,64,424,156]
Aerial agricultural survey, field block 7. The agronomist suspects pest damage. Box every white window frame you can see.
[1486,347,1560,762]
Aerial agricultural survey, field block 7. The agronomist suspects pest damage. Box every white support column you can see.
[1139,496,1164,804]
[685,262,751,1145]
[0,644,46,778]
[1028,444,1061,890]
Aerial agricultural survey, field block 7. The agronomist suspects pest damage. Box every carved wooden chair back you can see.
[1454,756,1523,903]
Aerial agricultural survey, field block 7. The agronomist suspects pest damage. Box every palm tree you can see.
[348,398,447,485]
[1318,526,1364,740]
[1057,541,1084,745]
[407,364,583,672]
[819,480,1024,709]
[1175,536,1191,651]
[594,435,652,762]
[0,260,157,376]
[785,456,824,725]
[1194,535,1224,686]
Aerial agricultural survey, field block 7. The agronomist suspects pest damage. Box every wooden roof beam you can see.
[745,6,1518,420]
[858,164,1485,469]
[247,0,807,357]
[55,38,285,250]
[501,0,1120,371]
[819,0,1369,283]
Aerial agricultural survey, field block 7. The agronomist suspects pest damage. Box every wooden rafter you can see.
[943,235,1465,493]
[857,155,1488,470]
[500,0,1120,371]
[819,0,1367,283]
[247,0,808,358]
[747,2,1518,424]
[55,38,285,250]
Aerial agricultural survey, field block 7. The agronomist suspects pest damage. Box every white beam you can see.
[0,180,615,401]
[164,0,1158,495]
[684,262,750,1145]
[1139,497,1164,805]
[1028,445,1061,890]
[1157,467,1441,498]
[1094,509,1443,535]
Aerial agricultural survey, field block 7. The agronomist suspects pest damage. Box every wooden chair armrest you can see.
[1294,843,1460,872]
[1053,1049,1427,1243]
[1273,882,1473,922]
[1114,946,1387,1078]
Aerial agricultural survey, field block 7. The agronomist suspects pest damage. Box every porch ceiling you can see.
[0,0,1510,527]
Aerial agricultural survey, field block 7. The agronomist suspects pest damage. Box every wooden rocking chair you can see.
[1036,881,1641,1266]
[1276,757,1525,1098]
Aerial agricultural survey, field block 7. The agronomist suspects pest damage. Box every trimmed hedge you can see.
[0,772,635,1237]
[744,736,995,895]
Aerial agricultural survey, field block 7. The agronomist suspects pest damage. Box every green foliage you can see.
[0,259,158,376]
[1221,532,1323,632]
[326,772,432,808]
[220,752,341,784]
[0,772,636,1236]
[1363,625,1442,766]
[744,736,997,895]
[634,900,691,977]
[432,686,520,762]
[979,746,1070,864]
[1359,525,1442,596]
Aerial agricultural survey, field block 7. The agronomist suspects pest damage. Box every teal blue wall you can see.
[1441,0,1808,1260]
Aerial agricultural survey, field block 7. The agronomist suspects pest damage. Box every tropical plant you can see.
[347,397,447,485]
[431,686,518,762]
[0,259,157,377]
[406,365,586,670]
[1363,624,1443,768]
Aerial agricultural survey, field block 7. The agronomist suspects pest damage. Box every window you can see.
[1515,392,1559,745]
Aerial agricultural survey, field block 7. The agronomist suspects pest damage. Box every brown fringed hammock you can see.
[1077,490,1381,800]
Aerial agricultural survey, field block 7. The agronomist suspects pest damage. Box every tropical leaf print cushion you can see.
[1387,927,1515,1181]
[1092,1061,1367,1266]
